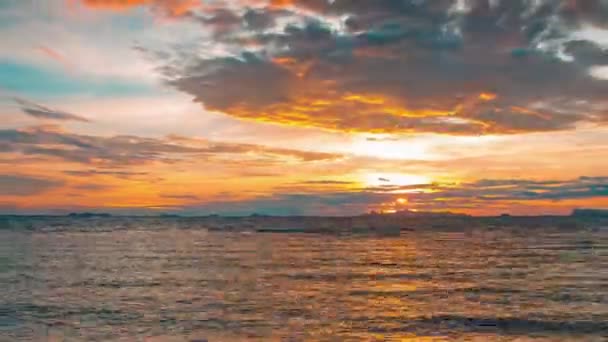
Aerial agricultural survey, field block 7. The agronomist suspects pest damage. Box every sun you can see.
[363,173,431,188]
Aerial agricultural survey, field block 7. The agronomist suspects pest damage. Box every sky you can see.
[0,0,607,216]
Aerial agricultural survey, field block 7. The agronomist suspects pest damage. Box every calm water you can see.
[1,219,607,341]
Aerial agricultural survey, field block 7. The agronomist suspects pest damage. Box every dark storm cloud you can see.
[243,8,288,30]
[564,40,608,65]
[0,125,342,166]
[189,6,289,35]
[189,8,242,38]
[559,0,608,28]
[0,174,63,196]
[155,0,608,135]
[14,98,90,122]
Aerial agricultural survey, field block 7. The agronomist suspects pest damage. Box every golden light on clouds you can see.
[363,173,431,188]
[479,92,498,101]
[78,0,198,16]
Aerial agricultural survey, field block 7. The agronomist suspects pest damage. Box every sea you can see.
[1,217,607,341]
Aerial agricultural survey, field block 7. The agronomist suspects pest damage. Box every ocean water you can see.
[1,218,607,341]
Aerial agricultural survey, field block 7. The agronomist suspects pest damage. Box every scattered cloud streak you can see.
[14,98,90,122]
[63,169,149,178]
[175,176,608,216]
[0,125,342,166]
[368,176,608,212]
[160,193,200,200]
[71,182,114,191]
[35,45,72,68]
[0,174,63,196]
[300,180,355,185]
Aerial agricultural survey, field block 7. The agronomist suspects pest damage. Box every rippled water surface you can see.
[1,219,607,341]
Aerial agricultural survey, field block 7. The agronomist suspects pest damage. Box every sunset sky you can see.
[1,0,607,216]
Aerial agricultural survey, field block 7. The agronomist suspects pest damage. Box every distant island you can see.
[1,209,605,234]
[67,212,112,218]
[7,208,605,220]
[571,209,608,218]
[159,213,181,218]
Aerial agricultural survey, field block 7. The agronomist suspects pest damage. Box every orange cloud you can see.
[173,46,605,135]
[478,92,497,101]
[77,0,301,16]
[269,0,294,8]
[36,46,67,63]
[79,0,198,16]
[80,0,150,10]
[171,62,496,135]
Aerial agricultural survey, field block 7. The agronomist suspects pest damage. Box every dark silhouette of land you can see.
[67,212,112,218]
[1,209,606,234]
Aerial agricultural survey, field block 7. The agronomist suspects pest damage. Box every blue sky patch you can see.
[0,60,155,98]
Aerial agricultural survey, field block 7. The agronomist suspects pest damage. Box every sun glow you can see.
[348,136,430,160]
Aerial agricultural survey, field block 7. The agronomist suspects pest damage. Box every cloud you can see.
[300,180,355,185]
[0,174,63,196]
[14,97,90,122]
[63,169,149,178]
[368,176,608,209]
[78,0,198,17]
[148,0,608,135]
[35,45,72,68]
[165,134,342,161]
[236,171,282,177]
[71,183,114,191]
[160,193,200,200]
[0,125,342,166]
[268,179,357,192]
[178,176,607,215]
